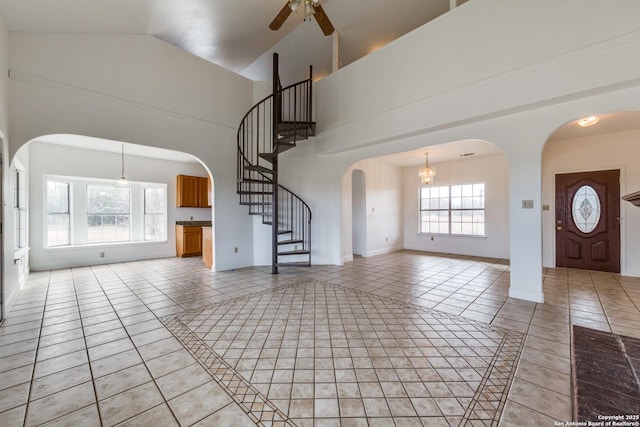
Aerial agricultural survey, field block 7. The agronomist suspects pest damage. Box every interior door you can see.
[555,169,620,273]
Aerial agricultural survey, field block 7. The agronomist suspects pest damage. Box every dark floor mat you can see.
[572,325,640,421]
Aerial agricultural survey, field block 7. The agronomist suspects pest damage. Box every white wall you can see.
[340,158,404,262]
[28,141,211,271]
[241,22,332,84]
[314,0,640,153]
[8,33,256,272]
[404,154,510,259]
[542,129,640,277]
[0,13,7,135]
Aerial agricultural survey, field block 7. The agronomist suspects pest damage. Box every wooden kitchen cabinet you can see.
[176,225,202,257]
[177,175,211,207]
[197,177,211,208]
[202,226,213,269]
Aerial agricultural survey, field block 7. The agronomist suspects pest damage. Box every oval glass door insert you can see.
[572,185,601,233]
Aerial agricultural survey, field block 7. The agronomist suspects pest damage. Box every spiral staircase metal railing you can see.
[236,53,314,273]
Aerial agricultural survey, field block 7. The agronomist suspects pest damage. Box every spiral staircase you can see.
[236,54,314,273]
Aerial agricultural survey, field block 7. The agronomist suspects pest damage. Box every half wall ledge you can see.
[622,191,640,207]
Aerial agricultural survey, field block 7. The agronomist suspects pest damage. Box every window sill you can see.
[417,233,487,239]
[44,240,168,251]
[14,247,30,264]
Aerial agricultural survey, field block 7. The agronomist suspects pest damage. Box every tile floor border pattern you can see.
[161,279,525,426]
[161,282,306,427]
[162,316,292,427]
[461,333,524,426]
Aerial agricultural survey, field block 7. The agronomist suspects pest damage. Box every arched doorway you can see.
[7,134,216,276]
[542,110,640,276]
[340,139,508,264]
[352,169,367,257]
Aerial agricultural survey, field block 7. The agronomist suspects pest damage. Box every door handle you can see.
[556,226,563,230]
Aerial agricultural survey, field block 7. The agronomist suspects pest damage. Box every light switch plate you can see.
[522,200,534,209]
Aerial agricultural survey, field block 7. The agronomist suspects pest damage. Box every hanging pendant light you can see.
[117,143,129,186]
[419,152,436,185]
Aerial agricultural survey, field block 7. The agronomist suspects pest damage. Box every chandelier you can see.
[289,0,319,21]
[419,152,436,185]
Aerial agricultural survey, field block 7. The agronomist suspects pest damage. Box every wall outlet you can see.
[430,236,434,241]
[99,252,105,258]
[234,247,238,253]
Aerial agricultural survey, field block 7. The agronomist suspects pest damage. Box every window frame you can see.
[143,186,167,242]
[44,175,168,248]
[46,180,71,247]
[15,169,27,249]
[419,183,486,237]
[86,184,132,244]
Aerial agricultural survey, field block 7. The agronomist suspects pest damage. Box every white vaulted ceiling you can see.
[0,0,450,80]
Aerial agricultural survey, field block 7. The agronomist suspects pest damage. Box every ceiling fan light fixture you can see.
[289,0,302,12]
[304,0,315,20]
[271,0,334,35]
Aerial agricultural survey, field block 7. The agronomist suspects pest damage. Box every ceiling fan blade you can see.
[313,4,335,36]
[269,2,293,30]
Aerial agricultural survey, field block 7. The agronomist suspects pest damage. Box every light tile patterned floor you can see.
[0,250,639,426]
[165,280,524,426]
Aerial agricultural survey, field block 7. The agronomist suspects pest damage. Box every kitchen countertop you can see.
[175,221,212,226]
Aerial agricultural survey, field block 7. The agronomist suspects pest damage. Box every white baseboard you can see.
[509,287,544,303]
[366,246,403,257]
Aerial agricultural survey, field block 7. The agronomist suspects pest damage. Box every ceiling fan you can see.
[269,0,335,36]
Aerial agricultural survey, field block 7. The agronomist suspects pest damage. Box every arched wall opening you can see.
[351,169,367,257]
[542,110,640,277]
[6,134,216,276]
[339,139,509,264]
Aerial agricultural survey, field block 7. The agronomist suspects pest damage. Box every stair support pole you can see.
[271,53,279,274]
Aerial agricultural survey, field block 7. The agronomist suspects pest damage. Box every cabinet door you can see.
[176,225,202,257]
[183,227,202,255]
[197,177,211,208]
[177,175,199,207]
[202,227,213,269]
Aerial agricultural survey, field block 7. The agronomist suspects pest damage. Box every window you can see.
[15,169,27,248]
[45,176,167,247]
[144,187,166,241]
[47,181,70,246]
[420,183,485,236]
[86,185,131,243]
